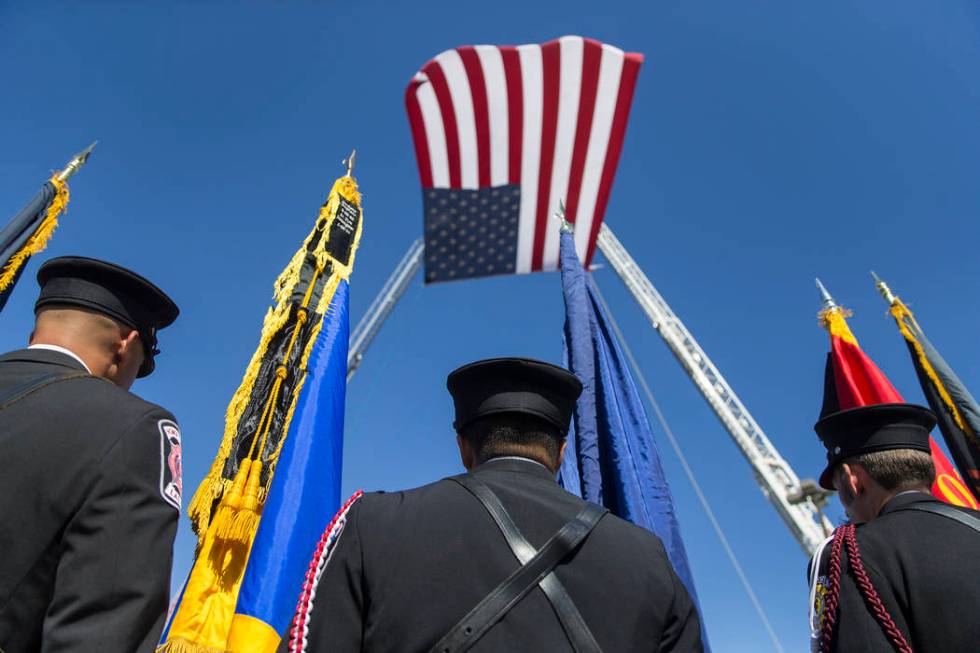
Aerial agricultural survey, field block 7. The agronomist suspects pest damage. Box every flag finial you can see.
[557,199,573,233]
[56,141,97,182]
[815,278,837,310]
[871,271,897,305]
[343,150,357,177]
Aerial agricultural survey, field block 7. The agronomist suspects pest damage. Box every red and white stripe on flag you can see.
[405,36,642,275]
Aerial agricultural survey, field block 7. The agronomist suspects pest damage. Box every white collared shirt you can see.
[28,344,92,373]
[486,455,551,471]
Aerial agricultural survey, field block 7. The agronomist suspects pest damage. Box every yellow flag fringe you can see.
[0,176,69,293]
[889,300,976,444]
[818,306,858,345]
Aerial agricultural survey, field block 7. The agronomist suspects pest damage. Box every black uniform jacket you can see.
[0,348,180,653]
[809,491,980,652]
[284,457,702,653]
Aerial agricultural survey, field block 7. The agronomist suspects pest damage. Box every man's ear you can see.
[840,462,863,497]
[556,439,568,472]
[457,434,475,470]
[115,329,140,364]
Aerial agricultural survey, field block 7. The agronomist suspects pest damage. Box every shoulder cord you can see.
[818,525,845,653]
[819,524,913,653]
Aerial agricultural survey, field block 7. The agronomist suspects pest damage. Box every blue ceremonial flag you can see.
[557,228,708,644]
[227,279,351,647]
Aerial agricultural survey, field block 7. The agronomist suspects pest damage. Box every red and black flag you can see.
[876,276,980,505]
[818,292,976,508]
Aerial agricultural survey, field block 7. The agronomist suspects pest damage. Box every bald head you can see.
[31,306,145,389]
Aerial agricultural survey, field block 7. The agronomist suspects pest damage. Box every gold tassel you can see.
[818,306,858,345]
[207,459,263,578]
[890,300,977,444]
[0,176,69,293]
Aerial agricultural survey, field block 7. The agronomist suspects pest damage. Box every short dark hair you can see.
[460,413,563,468]
[846,449,936,491]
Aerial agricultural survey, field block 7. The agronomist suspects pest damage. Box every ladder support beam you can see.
[346,238,424,380]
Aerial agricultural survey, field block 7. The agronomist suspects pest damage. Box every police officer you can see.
[0,256,182,652]
[281,357,703,653]
[808,402,980,652]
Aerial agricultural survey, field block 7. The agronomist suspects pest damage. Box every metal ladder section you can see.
[346,225,832,554]
[596,224,831,553]
[346,238,424,380]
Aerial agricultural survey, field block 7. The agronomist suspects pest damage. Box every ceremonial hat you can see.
[447,357,583,434]
[35,256,179,377]
[815,355,935,489]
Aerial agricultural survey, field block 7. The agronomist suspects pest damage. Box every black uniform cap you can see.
[447,357,583,435]
[446,358,582,436]
[814,403,936,490]
[35,256,179,378]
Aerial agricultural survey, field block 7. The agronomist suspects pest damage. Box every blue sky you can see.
[3,2,980,650]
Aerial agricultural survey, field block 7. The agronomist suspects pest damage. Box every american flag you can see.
[406,36,643,283]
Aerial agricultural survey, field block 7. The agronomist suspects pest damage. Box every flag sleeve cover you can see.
[405,36,642,282]
[0,178,68,311]
[556,230,708,649]
[889,302,980,505]
[159,172,362,653]
[820,307,970,506]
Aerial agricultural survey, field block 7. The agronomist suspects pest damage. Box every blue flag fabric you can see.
[0,182,57,311]
[233,278,350,639]
[557,229,707,645]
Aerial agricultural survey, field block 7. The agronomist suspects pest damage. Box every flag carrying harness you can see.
[0,370,90,410]
[432,474,607,653]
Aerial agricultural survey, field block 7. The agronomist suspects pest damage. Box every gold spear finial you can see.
[56,141,97,182]
[556,199,573,233]
[343,150,357,177]
[815,278,838,311]
[871,271,897,305]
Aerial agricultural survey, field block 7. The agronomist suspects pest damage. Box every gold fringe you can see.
[818,306,858,345]
[0,176,69,293]
[155,637,226,653]
[186,173,363,545]
[890,300,976,444]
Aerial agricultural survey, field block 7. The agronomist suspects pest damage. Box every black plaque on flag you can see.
[327,196,360,267]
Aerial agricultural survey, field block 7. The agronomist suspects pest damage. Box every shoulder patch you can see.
[808,534,833,646]
[158,419,182,510]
